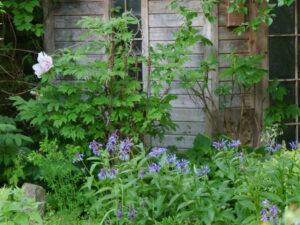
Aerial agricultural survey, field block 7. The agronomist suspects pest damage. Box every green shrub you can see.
[0,115,32,185]
[29,139,89,216]
[0,186,42,225]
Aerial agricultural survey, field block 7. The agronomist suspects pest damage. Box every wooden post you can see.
[43,0,55,54]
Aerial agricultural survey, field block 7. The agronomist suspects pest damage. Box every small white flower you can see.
[32,52,53,78]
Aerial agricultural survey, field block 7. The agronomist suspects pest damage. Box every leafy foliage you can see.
[264,79,300,127]
[2,0,43,36]
[0,186,42,225]
[29,139,88,216]
[0,116,32,185]
[68,134,300,224]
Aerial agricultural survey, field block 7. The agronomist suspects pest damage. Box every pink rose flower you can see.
[32,52,53,78]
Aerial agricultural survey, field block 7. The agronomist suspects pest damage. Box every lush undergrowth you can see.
[3,134,299,225]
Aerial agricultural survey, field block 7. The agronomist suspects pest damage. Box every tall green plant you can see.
[0,115,32,185]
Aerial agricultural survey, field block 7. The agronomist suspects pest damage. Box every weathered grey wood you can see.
[149,13,204,27]
[149,0,202,14]
[149,27,203,41]
[170,108,205,122]
[219,27,248,40]
[219,94,251,108]
[55,29,101,42]
[55,15,103,29]
[150,41,204,54]
[219,40,248,54]
[142,0,149,93]
[56,0,103,2]
[43,0,55,54]
[170,95,203,108]
[55,41,105,54]
[152,134,196,149]
[219,53,247,68]
[54,2,105,16]
[165,121,206,135]
[152,80,201,95]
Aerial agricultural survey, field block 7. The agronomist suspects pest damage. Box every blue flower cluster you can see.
[115,204,137,220]
[97,168,119,180]
[196,165,210,176]
[260,199,280,224]
[88,132,134,162]
[289,141,299,150]
[212,139,241,150]
[148,147,167,159]
[72,153,84,164]
[266,142,282,153]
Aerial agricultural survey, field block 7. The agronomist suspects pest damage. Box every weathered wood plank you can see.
[150,80,202,95]
[55,41,105,54]
[170,95,203,108]
[149,27,203,41]
[219,27,248,40]
[165,121,206,135]
[219,40,248,53]
[149,13,204,27]
[43,0,55,54]
[56,0,103,2]
[54,2,105,16]
[218,53,247,67]
[170,108,205,122]
[219,94,251,107]
[55,15,103,29]
[150,41,204,54]
[152,134,196,149]
[55,29,101,41]
[149,0,202,14]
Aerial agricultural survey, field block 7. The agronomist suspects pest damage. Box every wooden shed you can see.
[42,0,299,149]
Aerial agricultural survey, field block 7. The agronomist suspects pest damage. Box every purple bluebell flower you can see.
[128,207,137,220]
[266,142,282,152]
[289,141,299,150]
[106,131,119,152]
[235,152,245,163]
[119,149,130,161]
[106,168,118,179]
[262,199,269,207]
[212,139,228,150]
[229,140,241,148]
[89,140,102,156]
[221,205,226,209]
[148,147,167,159]
[164,153,177,164]
[196,165,210,176]
[259,200,280,224]
[175,159,190,173]
[120,138,134,151]
[140,169,145,179]
[117,209,122,217]
[105,220,110,224]
[148,162,161,173]
[98,169,107,180]
[72,153,84,164]
[141,201,146,207]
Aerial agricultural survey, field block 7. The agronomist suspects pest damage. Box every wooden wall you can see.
[148,0,206,150]
[44,0,251,150]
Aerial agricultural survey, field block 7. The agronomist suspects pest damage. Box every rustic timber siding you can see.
[149,0,206,150]
[44,0,252,149]
[43,0,109,79]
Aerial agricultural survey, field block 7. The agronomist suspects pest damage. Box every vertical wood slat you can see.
[43,0,55,54]
[203,6,219,136]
